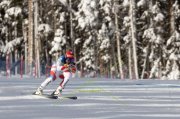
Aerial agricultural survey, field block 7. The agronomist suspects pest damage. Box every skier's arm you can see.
[61,63,76,73]
[69,63,76,73]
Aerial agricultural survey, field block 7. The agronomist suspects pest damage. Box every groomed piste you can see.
[0,77,180,119]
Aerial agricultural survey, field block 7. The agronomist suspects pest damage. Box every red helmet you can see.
[66,50,74,58]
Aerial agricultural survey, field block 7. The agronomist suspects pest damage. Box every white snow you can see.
[1,78,180,119]
[83,36,92,48]
[169,53,178,60]
[155,35,163,44]
[101,54,110,63]
[38,24,52,33]
[123,16,130,27]
[0,95,45,101]
[6,7,22,17]
[76,0,98,29]
[123,0,130,7]
[90,1,96,8]
[173,1,180,18]
[49,28,66,54]
[137,0,146,7]
[103,3,111,15]
[74,38,81,45]
[152,2,160,14]
[0,0,11,9]
[154,13,164,22]
[59,12,66,23]
[100,38,110,50]
[143,28,158,45]
[2,37,23,54]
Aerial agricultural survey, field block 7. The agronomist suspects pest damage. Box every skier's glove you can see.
[61,64,69,72]
[61,64,76,73]
[68,64,76,73]
[71,67,76,73]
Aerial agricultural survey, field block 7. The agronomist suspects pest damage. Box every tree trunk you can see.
[128,45,133,79]
[6,54,10,77]
[114,2,124,79]
[14,24,18,75]
[110,37,118,78]
[169,0,175,34]
[15,49,18,75]
[141,46,149,79]
[28,0,33,75]
[69,0,75,57]
[34,0,40,77]
[130,0,139,79]
[23,23,28,75]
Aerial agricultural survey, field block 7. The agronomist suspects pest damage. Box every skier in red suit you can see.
[34,50,76,96]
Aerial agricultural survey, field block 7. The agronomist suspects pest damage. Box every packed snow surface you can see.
[0,77,180,119]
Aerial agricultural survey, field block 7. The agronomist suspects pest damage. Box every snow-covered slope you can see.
[0,77,180,119]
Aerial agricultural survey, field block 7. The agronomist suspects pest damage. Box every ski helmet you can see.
[66,50,74,58]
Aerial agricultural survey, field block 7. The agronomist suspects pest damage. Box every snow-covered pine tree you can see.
[163,0,180,80]
[0,0,24,75]
[142,1,166,79]
[121,0,133,79]
[136,0,150,79]
[98,0,119,78]
[1,0,180,79]
[121,0,139,79]
[49,0,76,60]
[75,0,99,76]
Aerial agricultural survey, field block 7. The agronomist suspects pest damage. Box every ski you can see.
[41,94,59,99]
[32,93,77,100]
[32,93,58,99]
[61,96,77,100]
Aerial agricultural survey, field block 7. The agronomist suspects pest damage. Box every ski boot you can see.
[51,89,62,96]
[33,87,43,95]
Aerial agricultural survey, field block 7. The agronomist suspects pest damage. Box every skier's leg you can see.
[40,76,54,88]
[34,71,56,95]
[52,72,71,96]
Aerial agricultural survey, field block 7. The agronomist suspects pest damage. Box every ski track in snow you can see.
[0,95,47,100]
[0,78,180,119]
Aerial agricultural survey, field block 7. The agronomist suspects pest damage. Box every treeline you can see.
[0,0,179,79]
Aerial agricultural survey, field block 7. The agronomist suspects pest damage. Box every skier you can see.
[34,50,76,96]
